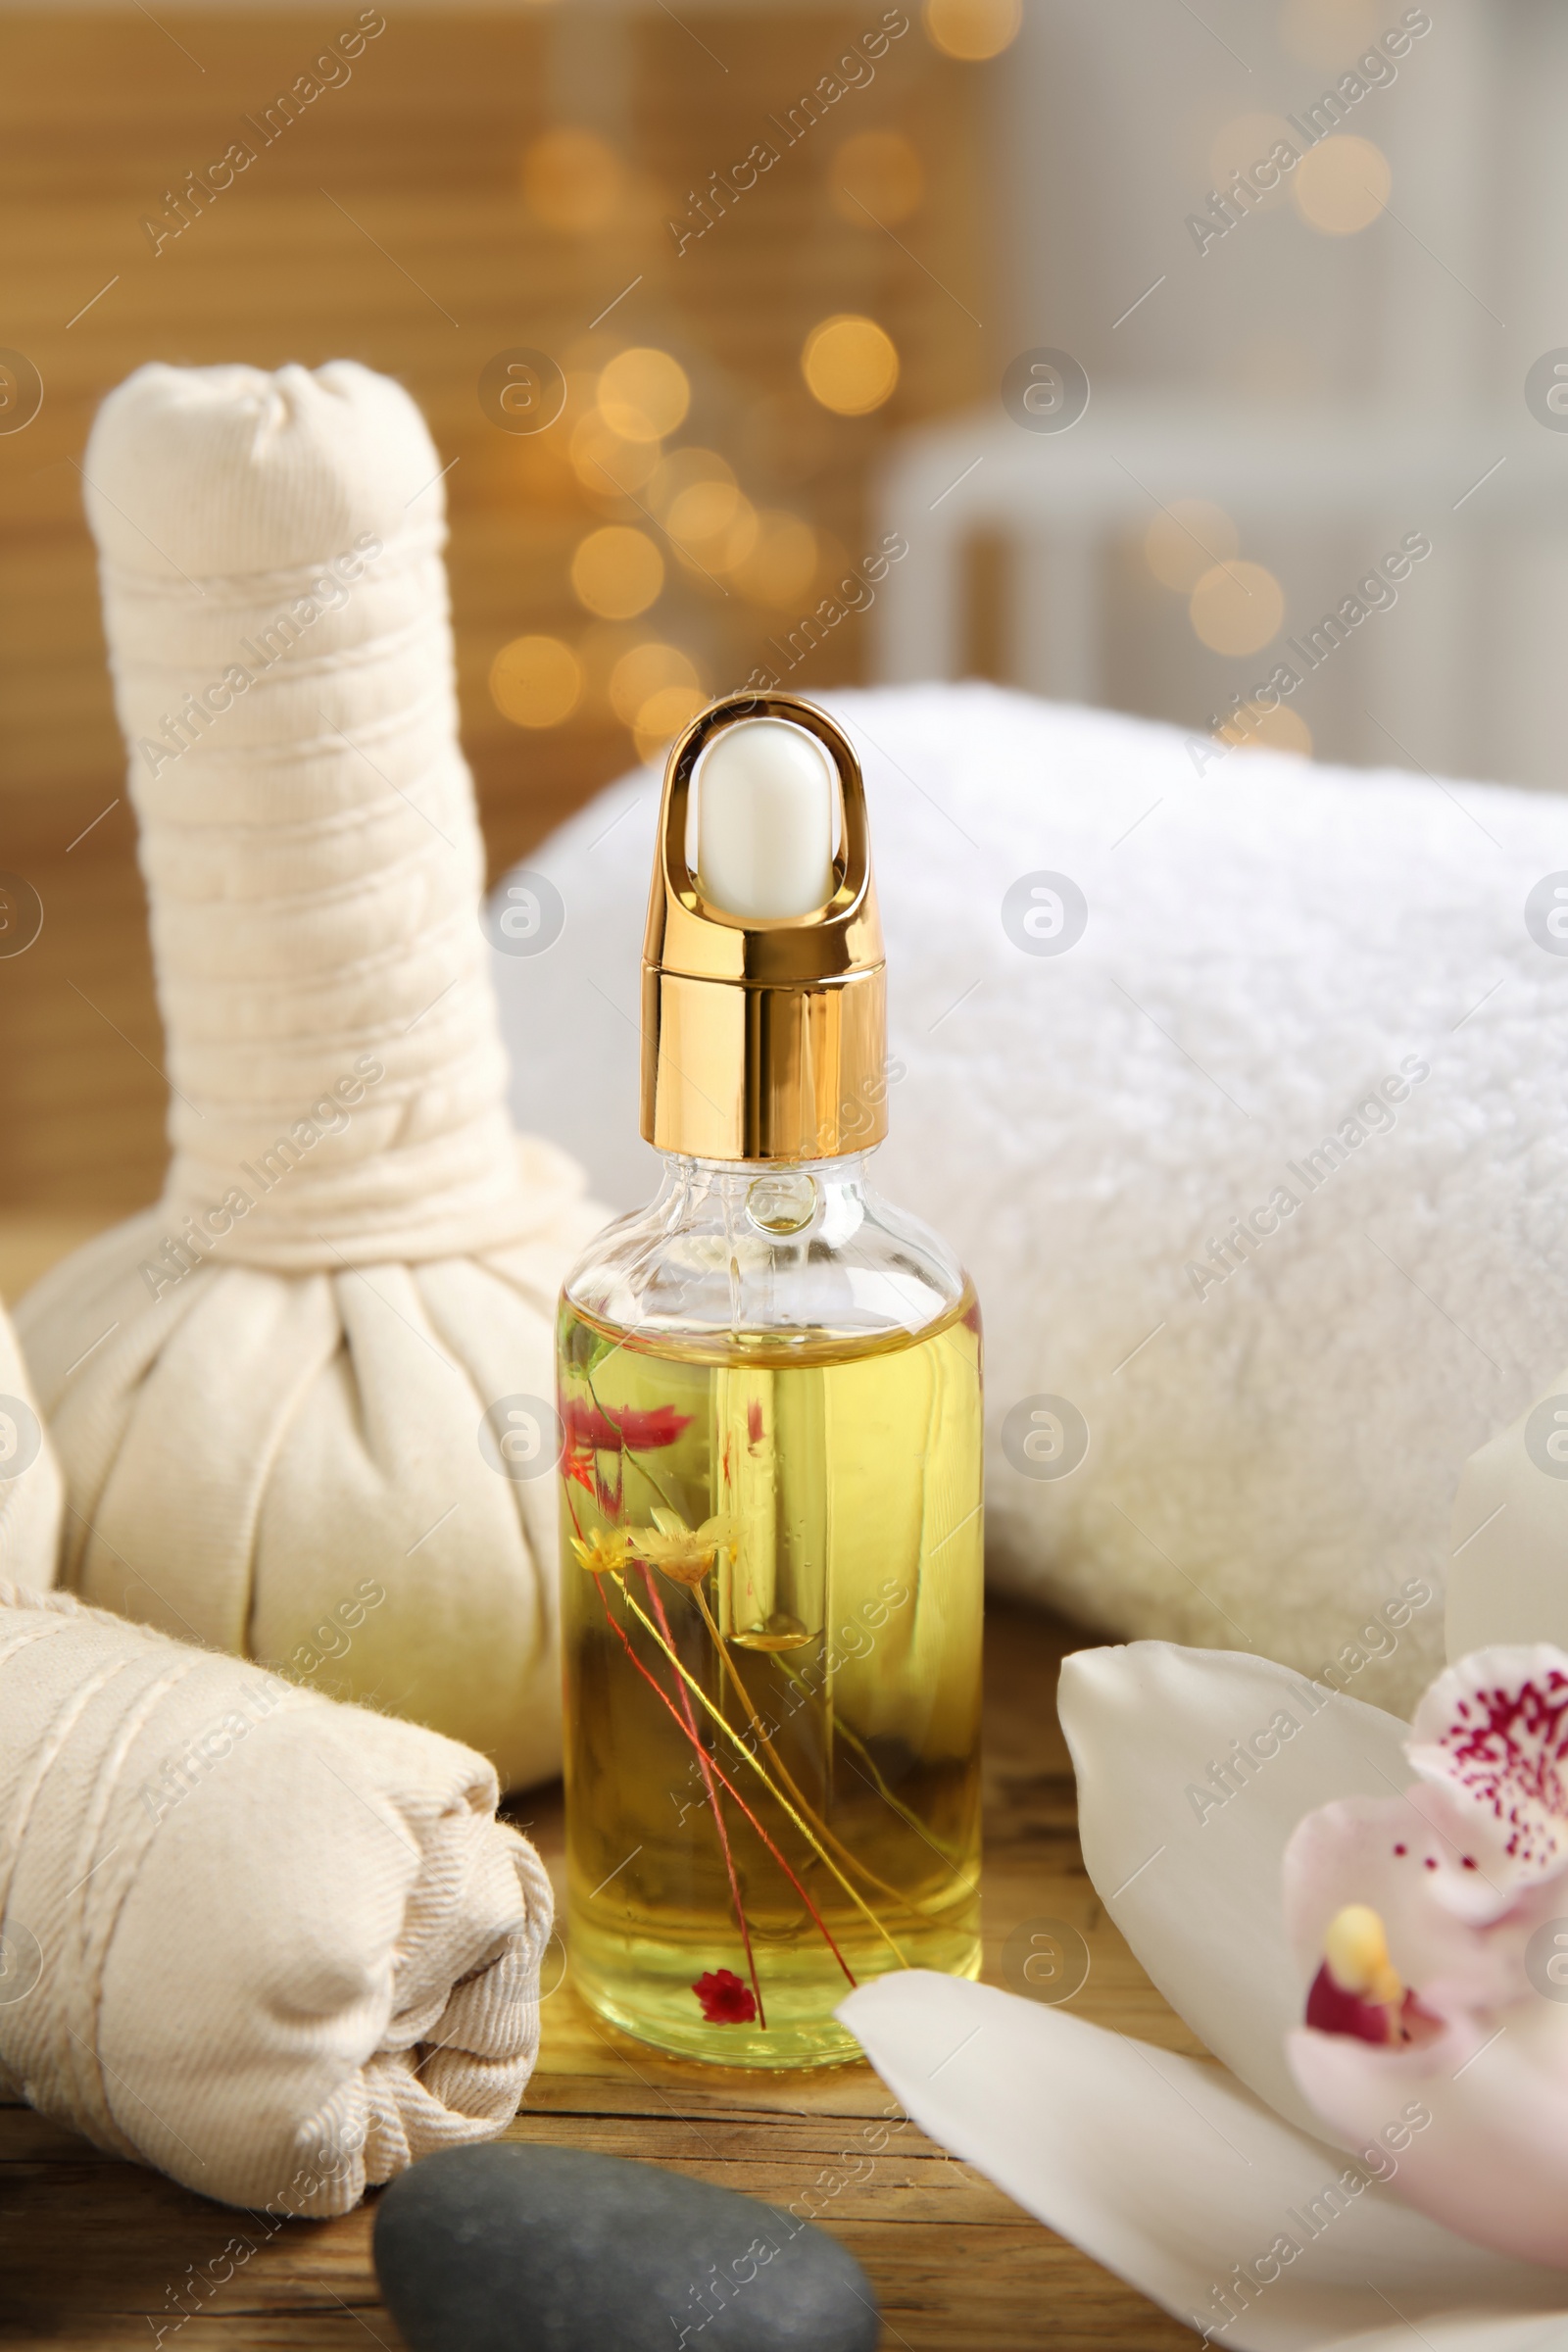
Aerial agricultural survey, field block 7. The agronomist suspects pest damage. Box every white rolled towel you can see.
[0,1581,552,2210]
[0,1299,61,1591]
[17,361,602,1789]
[491,682,1568,1714]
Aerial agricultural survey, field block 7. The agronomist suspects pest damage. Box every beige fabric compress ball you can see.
[18,362,601,1790]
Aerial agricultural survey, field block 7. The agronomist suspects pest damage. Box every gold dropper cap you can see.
[641,690,887,1162]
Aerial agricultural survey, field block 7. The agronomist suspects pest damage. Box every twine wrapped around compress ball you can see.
[0,1582,553,2211]
[18,361,601,1789]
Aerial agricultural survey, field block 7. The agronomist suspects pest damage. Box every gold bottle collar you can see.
[641,691,888,1163]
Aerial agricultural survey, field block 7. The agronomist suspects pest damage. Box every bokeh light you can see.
[1292,134,1391,234]
[569,408,661,498]
[634,683,709,762]
[573,621,645,717]
[1146,500,1241,593]
[1277,0,1384,69]
[830,130,925,225]
[668,484,760,575]
[570,525,664,619]
[597,347,691,442]
[489,635,582,728]
[1207,115,1298,210]
[922,0,1022,60]
[647,447,733,515]
[801,315,900,416]
[608,641,702,726]
[1189,560,1285,656]
[521,127,624,233]
[728,510,819,606]
[1232,703,1313,758]
[647,450,727,509]
[666,478,743,542]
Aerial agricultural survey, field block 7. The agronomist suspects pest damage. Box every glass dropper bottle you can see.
[556,690,983,2068]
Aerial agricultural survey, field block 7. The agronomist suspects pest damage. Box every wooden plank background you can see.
[0,4,993,1212]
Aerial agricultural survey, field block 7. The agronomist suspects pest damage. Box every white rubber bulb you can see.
[696,718,836,918]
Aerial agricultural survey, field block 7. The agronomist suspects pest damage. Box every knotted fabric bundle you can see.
[0,1581,553,2211]
[18,361,601,1788]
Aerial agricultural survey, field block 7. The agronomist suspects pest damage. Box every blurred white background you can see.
[875,0,1568,788]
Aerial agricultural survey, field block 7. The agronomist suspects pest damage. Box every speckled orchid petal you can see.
[839,1973,1568,2349]
[1285,1645,1568,2267]
[1406,1647,1568,1890]
[1282,1792,1560,2016]
[1060,1642,1411,2137]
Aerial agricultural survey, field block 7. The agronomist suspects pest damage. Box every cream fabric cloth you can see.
[17,362,603,1788]
[0,1580,553,2212]
[0,1298,61,1591]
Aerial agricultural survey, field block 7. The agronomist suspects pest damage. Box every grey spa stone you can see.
[373,2140,882,2352]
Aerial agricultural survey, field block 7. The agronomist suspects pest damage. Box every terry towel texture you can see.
[0,1581,553,2212]
[490,683,1568,1714]
[16,360,603,1789]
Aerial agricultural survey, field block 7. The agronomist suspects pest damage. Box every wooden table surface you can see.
[0,1219,1200,2351]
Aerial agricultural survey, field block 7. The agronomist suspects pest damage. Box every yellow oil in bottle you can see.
[559,1290,984,2067]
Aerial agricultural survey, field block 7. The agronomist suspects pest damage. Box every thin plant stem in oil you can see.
[559,1291,984,2068]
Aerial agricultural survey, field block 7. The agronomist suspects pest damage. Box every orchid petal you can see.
[1322,2323,1568,2352]
[1060,1642,1411,2135]
[840,1973,1566,2349]
[1288,1997,1568,2271]
[1281,1792,1563,2015]
[1406,1646,1568,1886]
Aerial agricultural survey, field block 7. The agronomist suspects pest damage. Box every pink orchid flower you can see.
[839,1640,1568,2350]
[1285,1643,1568,2268]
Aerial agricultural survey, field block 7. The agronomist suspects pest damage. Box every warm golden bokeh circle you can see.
[671,487,760,576]
[1234,703,1313,758]
[666,478,742,544]
[568,408,662,497]
[801,315,900,416]
[647,447,734,514]
[1189,560,1285,656]
[570,525,664,619]
[633,681,709,760]
[1145,500,1241,593]
[728,510,819,606]
[609,641,701,727]
[1292,134,1391,234]
[597,347,691,442]
[922,0,1022,60]
[830,130,925,225]
[489,635,582,728]
[521,127,624,233]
